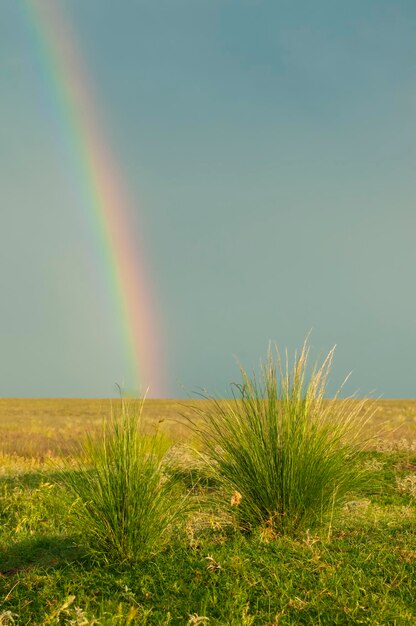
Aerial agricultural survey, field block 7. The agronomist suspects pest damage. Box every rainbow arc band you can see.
[23,0,166,396]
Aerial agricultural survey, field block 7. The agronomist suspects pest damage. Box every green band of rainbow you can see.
[23,0,167,397]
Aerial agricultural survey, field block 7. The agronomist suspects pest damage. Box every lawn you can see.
[0,398,415,625]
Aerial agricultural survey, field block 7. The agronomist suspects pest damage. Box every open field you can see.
[1,398,415,624]
[1,398,416,459]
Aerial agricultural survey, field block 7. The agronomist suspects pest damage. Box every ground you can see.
[0,399,415,625]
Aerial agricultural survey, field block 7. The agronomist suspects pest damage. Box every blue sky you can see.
[1,0,415,397]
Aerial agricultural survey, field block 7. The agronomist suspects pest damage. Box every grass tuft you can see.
[192,340,375,536]
[61,398,189,563]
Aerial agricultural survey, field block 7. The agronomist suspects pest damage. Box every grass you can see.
[0,398,193,459]
[0,449,415,624]
[189,343,376,536]
[60,398,190,563]
[0,366,415,623]
[1,397,415,459]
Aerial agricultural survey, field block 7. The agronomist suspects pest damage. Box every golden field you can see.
[0,398,415,459]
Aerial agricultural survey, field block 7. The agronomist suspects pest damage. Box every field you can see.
[1,398,415,625]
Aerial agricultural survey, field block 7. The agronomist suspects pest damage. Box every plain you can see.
[0,397,415,625]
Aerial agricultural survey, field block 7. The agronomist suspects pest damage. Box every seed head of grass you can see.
[191,340,375,537]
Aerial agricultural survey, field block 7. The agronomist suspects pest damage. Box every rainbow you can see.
[22,1,167,397]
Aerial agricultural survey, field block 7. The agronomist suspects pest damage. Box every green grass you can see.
[0,351,415,624]
[190,343,376,537]
[1,447,415,624]
[59,398,190,564]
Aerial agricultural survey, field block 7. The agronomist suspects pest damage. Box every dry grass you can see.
[0,398,415,460]
[0,398,194,459]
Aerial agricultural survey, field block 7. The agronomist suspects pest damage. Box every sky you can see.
[1,0,415,398]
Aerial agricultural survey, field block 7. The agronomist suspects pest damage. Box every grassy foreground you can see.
[0,398,415,624]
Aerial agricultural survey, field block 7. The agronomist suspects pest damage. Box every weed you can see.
[396,474,416,498]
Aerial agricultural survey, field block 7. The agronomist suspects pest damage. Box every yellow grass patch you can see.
[0,398,415,459]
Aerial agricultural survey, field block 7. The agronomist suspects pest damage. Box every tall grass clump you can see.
[62,398,188,563]
[193,341,375,537]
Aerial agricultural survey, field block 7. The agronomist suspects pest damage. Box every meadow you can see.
[1,387,415,625]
